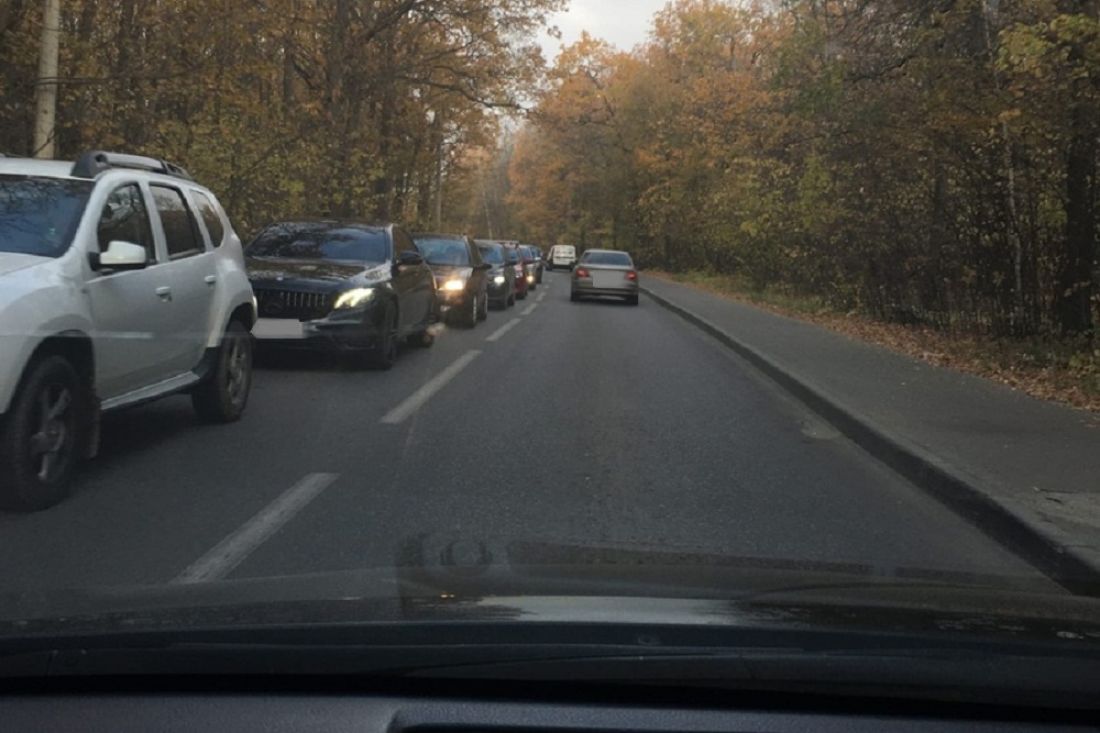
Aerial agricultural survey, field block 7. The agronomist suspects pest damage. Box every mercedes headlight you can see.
[333,287,375,310]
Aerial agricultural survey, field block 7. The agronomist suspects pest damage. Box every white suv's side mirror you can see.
[92,240,148,271]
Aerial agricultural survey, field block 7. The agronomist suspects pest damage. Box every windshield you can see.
[0,175,92,257]
[477,245,504,265]
[4,0,1100,708]
[415,237,470,266]
[582,251,632,267]
[247,223,388,263]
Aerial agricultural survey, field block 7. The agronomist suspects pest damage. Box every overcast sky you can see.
[541,0,669,61]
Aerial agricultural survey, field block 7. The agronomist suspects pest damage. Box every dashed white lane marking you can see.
[380,349,482,425]
[521,302,539,316]
[173,472,339,584]
[486,318,521,343]
[536,290,547,302]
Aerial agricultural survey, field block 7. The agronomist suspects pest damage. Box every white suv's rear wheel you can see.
[192,320,253,423]
[0,356,86,511]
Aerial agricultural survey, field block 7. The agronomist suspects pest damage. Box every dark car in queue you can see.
[412,233,490,328]
[523,244,544,284]
[476,240,516,309]
[503,243,530,300]
[246,220,437,369]
[517,245,540,291]
[570,248,640,305]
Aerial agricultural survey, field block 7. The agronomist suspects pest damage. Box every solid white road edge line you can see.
[173,472,340,584]
[486,318,521,343]
[380,349,482,425]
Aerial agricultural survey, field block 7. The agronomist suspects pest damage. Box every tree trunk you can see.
[1056,101,1096,334]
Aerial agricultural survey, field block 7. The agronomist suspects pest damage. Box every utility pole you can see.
[33,0,61,158]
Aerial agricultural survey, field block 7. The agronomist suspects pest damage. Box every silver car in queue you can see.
[569,249,640,306]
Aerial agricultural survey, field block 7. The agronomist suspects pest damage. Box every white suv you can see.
[0,152,257,510]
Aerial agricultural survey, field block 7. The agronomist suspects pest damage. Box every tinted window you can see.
[0,176,92,257]
[477,244,503,264]
[151,185,203,259]
[248,223,389,263]
[192,191,225,247]
[97,184,155,262]
[581,251,632,266]
[415,237,470,266]
[503,247,519,264]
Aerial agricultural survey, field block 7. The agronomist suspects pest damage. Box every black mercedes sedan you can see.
[412,233,490,328]
[246,220,437,369]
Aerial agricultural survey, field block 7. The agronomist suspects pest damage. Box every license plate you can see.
[253,318,306,340]
[593,271,623,288]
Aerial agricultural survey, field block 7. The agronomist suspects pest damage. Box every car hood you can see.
[0,252,50,278]
[427,264,473,278]
[247,256,390,288]
[0,537,1098,644]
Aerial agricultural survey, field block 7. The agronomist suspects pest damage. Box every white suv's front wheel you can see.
[192,320,253,423]
[0,356,87,511]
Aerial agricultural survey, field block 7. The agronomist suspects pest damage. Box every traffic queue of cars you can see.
[0,151,561,509]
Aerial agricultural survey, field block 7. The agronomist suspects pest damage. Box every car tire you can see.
[0,355,88,511]
[478,293,489,321]
[570,291,580,302]
[192,319,253,424]
[508,293,516,308]
[628,294,639,306]
[459,294,478,329]
[517,290,527,300]
[369,301,399,370]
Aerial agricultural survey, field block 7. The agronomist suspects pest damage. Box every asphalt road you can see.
[0,271,1055,594]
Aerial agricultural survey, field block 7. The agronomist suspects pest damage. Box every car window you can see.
[97,184,155,262]
[191,190,225,247]
[0,175,92,258]
[414,237,471,266]
[150,185,203,259]
[581,251,632,266]
[248,223,389,263]
[504,247,519,264]
[477,244,503,264]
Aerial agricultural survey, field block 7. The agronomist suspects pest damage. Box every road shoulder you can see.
[641,275,1100,594]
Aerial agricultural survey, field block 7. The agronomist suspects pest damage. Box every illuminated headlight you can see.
[333,287,375,310]
[493,275,506,285]
[442,279,466,292]
[526,275,535,283]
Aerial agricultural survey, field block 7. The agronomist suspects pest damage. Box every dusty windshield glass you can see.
[1,0,1100,700]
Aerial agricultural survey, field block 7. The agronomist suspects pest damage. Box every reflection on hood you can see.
[1,535,1097,642]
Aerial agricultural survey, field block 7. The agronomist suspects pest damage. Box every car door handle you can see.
[155,286,173,302]
[204,275,217,286]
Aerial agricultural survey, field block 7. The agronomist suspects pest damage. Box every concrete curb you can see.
[641,284,1100,596]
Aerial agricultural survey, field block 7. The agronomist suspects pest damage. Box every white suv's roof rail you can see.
[71,150,193,182]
